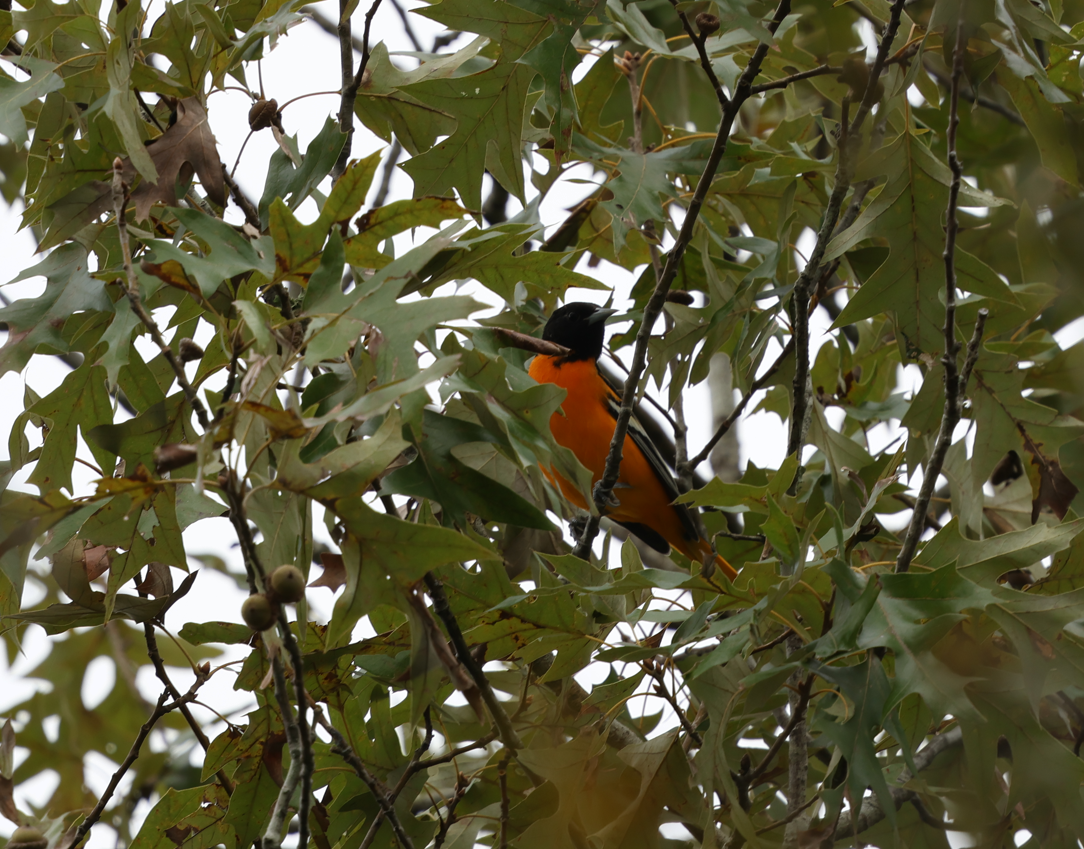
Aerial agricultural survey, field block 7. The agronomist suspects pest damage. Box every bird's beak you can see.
[587,307,618,325]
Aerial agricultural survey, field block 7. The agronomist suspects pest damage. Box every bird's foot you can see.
[593,481,622,511]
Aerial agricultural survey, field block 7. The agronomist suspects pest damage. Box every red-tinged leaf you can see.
[310,552,346,592]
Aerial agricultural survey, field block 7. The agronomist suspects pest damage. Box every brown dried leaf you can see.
[131,97,225,221]
[1028,452,1078,522]
[310,553,346,592]
[241,401,308,440]
[137,561,174,598]
[0,774,21,826]
[83,544,112,581]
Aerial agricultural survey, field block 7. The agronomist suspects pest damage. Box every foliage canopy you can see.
[3,0,1084,846]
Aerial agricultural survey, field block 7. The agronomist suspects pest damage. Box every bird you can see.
[527,302,737,580]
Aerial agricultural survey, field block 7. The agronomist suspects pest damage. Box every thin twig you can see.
[574,0,795,560]
[389,0,423,52]
[750,64,840,94]
[644,662,702,747]
[222,167,261,229]
[112,159,210,431]
[313,708,415,849]
[372,138,402,208]
[896,10,982,574]
[332,0,385,181]
[683,337,795,475]
[71,676,205,847]
[498,750,512,849]
[423,573,523,749]
[747,675,812,784]
[923,63,1025,126]
[143,622,235,794]
[667,2,727,106]
[786,0,907,490]
[833,728,963,838]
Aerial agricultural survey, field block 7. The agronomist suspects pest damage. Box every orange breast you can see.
[526,355,688,543]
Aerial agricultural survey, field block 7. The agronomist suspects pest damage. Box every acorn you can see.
[695,12,720,36]
[9,827,48,849]
[248,98,279,132]
[269,565,306,604]
[178,338,204,363]
[241,594,277,631]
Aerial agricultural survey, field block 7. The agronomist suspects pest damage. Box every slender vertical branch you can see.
[498,751,512,849]
[896,9,985,574]
[332,0,384,180]
[312,709,415,849]
[263,658,304,849]
[423,573,523,749]
[111,159,210,431]
[786,0,907,489]
[573,0,794,560]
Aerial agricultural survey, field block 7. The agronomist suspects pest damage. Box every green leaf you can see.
[383,409,554,529]
[828,131,1015,356]
[400,60,537,209]
[28,363,114,493]
[0,56,64,146]
[257,117,348,225]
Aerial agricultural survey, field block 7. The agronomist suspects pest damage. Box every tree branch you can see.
[667,3,728,107]
[423,573,523,750]
[896,10,986,574]
[263,657,304,849]
[786,0,907,490]
[751,65,840,94]
[313,708,415,849]
[112,159,210,431]
[573,0,795,560]
[71,674,206,848]
[833,728,963,838]
[682,337,795,476]
[142,622,235,794]
[332,0,384,181]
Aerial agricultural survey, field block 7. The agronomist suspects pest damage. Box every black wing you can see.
[596,365,702,547]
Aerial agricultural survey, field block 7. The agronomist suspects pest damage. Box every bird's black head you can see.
[542,302,617,361]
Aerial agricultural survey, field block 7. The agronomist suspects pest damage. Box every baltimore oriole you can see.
[528,302,737,579]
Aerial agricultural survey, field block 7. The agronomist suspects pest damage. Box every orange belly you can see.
[527,355,705,562]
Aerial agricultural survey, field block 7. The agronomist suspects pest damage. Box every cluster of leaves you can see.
[3,0,1084,845]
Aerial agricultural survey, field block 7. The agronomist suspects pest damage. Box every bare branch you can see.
[574,0,795,560]
[313,708,415,849]
[750,65,840,94]
[833,728,963,838]
[684,337,795,475]
[748,674,813,784]
[787,0,907,489]
[71,674,206,848]
[112,159,210,431]
[332,0,384,181]
[222,166,260,229]
[667,3,728,107]
[423,573,524,750]
[896,11,984,574]
[142,622,235,794]
[262,657,304,849]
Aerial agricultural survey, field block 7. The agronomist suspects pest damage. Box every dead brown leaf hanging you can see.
[130,97,226,221]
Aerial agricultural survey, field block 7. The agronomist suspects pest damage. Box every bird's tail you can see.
[676,537,738,581]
